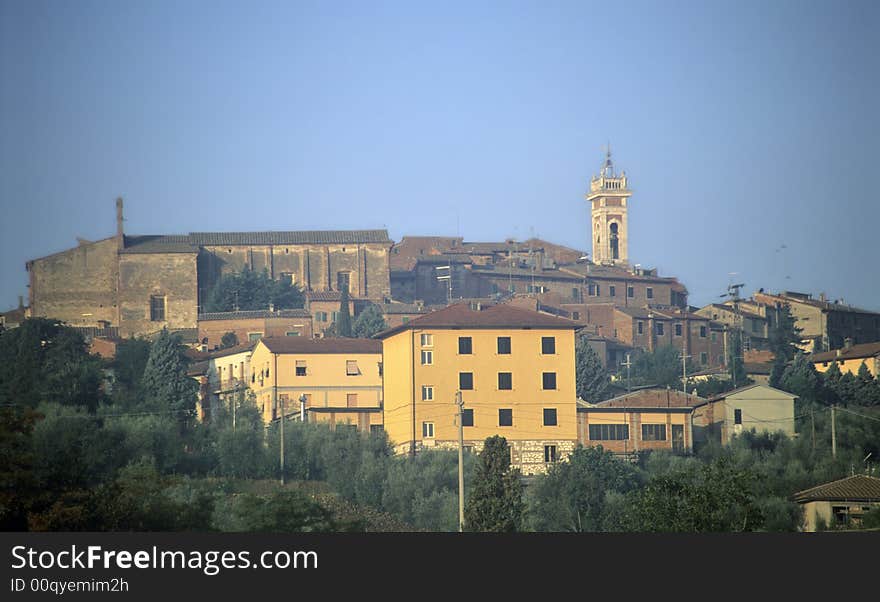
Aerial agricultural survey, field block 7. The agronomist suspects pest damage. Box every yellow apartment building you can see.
[250,337,383,432]
[376,302,580,475]
[811,341,880,377]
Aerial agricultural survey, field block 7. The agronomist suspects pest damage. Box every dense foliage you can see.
[204,268,304,313]
[464,436,524,532]
[575,337,610,402]
[353,304,388,338]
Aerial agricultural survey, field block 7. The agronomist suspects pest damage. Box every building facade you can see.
[25,199,393,337]
[249,337,383,430]
[377,303,580,475]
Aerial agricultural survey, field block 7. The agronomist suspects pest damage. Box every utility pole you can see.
[455,390,465,533]
[622,353,632,393]
[831,404,837,459]
[279,395,286,485]
[680,352,691,393]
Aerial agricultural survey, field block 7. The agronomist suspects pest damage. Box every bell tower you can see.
[586,146,632,266]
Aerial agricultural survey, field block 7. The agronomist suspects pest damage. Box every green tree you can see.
[621,457,763,532]
[110,337,151,409]
[140,330,198,415]
[631,345,691,389]
[779,353,824,405]
[575,337,610,402]
[220,331,239,349]
[0,406,42,529]
[464,436,524,532]
[335,285,353,338]
[227,490,340,532]
[0,318,105,411]
[527,445,640,532]
[204,268,304,313]
[353,304,387,338]
[768,303,802,387]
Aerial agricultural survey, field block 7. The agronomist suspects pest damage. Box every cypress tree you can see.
[336,285,353,338]
[141,330,198,414]
[464,436,524,532]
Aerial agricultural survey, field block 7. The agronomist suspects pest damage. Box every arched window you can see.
[609,222,619,260]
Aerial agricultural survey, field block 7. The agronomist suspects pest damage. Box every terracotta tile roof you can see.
[469,265,582,280]
[793,475,880,503]
[258,337,381,354]
[198,309,311,321]
[587,388,705,409]
[374,302,580,339]
[811,341,880,364]
[744,362,773,375]
[204,341,257,358]
[305,291,352,302]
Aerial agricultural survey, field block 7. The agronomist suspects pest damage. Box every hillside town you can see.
[3,150,880,532]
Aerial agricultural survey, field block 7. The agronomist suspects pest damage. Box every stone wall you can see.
[398,438,576,476]
[27,237,119,328]
[118,252,199,337]
[199,243,391,301]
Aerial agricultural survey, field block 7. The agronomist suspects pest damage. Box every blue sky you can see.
[1,0,878,311]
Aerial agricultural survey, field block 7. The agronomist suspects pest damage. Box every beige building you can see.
[692,384,796,445]
[794,475,880,531]
[577,388,701,457]
[811,340,880,377]
[587,147,631,267]
[249,337,383,431]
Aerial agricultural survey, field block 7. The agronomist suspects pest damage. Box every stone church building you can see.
[26,199,393,337]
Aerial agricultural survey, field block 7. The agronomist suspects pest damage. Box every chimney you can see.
[269,303,275,313]
[819,292,826,302]
[116,197,124,250]
[844,337,853,350]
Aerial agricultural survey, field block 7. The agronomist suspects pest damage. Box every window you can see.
[711,332,717,342]
[459,372,474,390]
[656,323,664,336]
[541,336,556,354]
[588,283,597,296]
[675,324,682,336]
[295,360,307,376]
[544,445,558,463]
[637,321,644,335]
[572,287,580,301]
[609,285,616,297]
[572,312,580,320]
[285,331,300,337]
[317,311,328,322]
[542,372,557,390]
[499,409,513,427]
[332,311,339,322]
[421,350,433,365]
[458,336,472,354]
[370,424,384,435]
[149,295,166,321]
[589,424,629,440]
[248,332,263,342]
[337,271,351,292]
[647,287,653,299]
[543,408,557,426]
[347,393,358,408]
[700,352,708,365]
[498,372,512,390]
[700,326,707,338]
[422,422,435,438]
[420,333,433,347]
[421,386,434,401]
[734,409,742,425]
[627,286,634,298]
[462,408,474,427]
[641,424,667,441]
[346,360,359,376]
[497,336,511,354]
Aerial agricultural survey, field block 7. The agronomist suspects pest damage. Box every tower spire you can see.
[601,142,614,178]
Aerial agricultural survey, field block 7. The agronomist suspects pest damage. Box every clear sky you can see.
[1,0,878,312]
